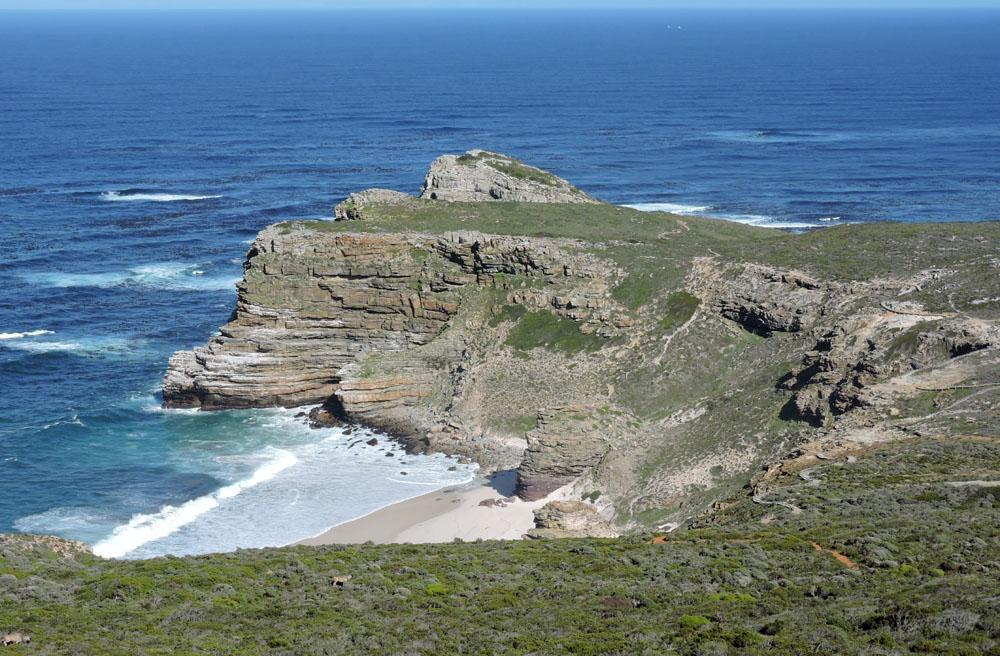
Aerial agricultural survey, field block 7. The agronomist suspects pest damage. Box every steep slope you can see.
[163,152,1000,531]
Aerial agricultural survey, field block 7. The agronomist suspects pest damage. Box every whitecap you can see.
[23,263,239,292]
[818,216,842,222]
[626,202,818,229]
[624,202,711,215]
[0,329,54,340]
[2,335,136,357]
[91,448,299,559]
[100,191,222,203]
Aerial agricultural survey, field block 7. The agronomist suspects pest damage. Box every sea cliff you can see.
[164,151,1000,532]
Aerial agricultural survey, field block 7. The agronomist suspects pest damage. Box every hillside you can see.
[1,435,997,654]
[163,151,999,529]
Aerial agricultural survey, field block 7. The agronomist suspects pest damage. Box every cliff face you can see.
[164,152,1000,531]
[163,232,459,410]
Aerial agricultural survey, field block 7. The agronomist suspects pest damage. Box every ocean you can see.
[1,9,998,558]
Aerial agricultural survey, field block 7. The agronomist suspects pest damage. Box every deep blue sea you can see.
[1,9,998,558]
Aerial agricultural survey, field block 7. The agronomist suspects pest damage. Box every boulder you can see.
[526,500,618,539]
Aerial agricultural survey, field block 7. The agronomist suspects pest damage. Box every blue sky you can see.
[2,0,999,8]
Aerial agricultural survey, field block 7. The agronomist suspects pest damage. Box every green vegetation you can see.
[485,159,559,187]
[659,291,701,331]
[611,272,658,310]
[290,200,1000,288]
[454,151,560,186]
[499,413,539,435]
[505,310,606,355]
[488,303,528,327]
[2,437,996,654]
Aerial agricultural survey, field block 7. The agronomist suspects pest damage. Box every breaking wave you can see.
[625,202,818,229]
[0,329,54,340]
[100,190,222,203]
[91,448,299,559]
[0,335,136,357]
[22,263,239,292]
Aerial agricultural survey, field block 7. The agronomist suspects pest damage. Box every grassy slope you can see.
[1,437,996,655]
[290,201,1000,319]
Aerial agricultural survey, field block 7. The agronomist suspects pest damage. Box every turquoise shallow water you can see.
[1,9,997,556]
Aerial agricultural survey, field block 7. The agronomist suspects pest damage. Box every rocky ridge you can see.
[164,151,999,536]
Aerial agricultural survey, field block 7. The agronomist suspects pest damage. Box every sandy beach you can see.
[297,472,569,546]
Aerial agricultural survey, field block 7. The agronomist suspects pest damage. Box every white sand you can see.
[297,473,571,545]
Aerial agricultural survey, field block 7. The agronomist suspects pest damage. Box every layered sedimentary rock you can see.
[163,229,462,409]
[420,150,598,204]
[715,264,830,335]
[781,312,1000,426]
[516,406,609,501]
[526,500,619,539]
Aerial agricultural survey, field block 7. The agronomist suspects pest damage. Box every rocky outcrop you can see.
[526,500,618,539]
[781,310,999,426]
[716,264,829,335]
[334,188,413,221]
[516,407,609,501]
[162,224,619,442]
[420,150,597,204]
[163,229,463,410]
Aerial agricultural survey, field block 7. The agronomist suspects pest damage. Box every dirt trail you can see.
[810,541,859,569]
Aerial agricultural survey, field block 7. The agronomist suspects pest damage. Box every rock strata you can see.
[420,150,598,204]
[526,500,618,539]
[163,229,461,409]
[161,151,999,538]
[516,407,609,501]
[716,264,829,335]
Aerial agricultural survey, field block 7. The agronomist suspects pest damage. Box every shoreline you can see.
[296,472,568,546]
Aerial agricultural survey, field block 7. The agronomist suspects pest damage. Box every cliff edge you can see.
[164,151,1000,532]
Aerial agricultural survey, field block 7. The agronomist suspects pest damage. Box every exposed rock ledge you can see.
[526,500,619,539]
[420,149,598,204]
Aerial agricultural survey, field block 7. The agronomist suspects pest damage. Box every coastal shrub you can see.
[0,438,996,654]
[505,310,605,355]
[611,273,657,309]
[680,614,712,629]
[485,160,558,187]
[425,582,450,595]
[659,291,700,331]
[488,303,527,327]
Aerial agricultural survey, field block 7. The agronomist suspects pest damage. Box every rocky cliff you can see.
[419,149,597,203]
[164,151,1000,534]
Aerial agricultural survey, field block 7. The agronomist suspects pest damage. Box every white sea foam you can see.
[100,191,222,203]
[27,408,476,560]
[23,263,239,292]
[818,216,842,222]
[624,202,711,215]
[92,448,299,559]
[625,202,818,229]
[2,335,135,357]
[0,329,54,340]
